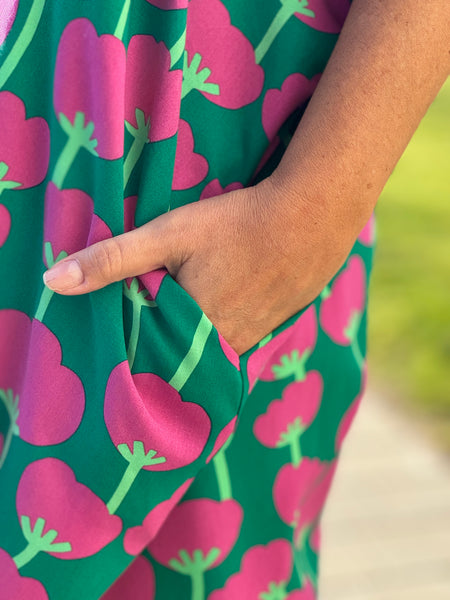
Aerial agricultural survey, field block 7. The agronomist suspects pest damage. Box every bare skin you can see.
[43,0,450,356]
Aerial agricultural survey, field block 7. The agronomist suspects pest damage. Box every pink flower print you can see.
[295,0,351,34]
[209,538,298,600]
[125,35,182,143]
[102,555,155,600]
[105,363,211,471]
[262,73,321,143]
[0,311,85,460]
[123,477,194,555]
[183,0,264,108]
[104,363,211,513]
[18,319,85,445]
[124,35,182,190]
[0,0,19,46]
[146,0,188,9]
[172,119,208,190]
[137,268,168,301]
[335,363,367,452]
[0,91,50,195]
[53,18,126,185]
[200,179,244,200]
[253,372,323,465]
[148,499,243,581]
[357,211,376,246]
[0,204,11,247]
[15,458,122,565]
[319,255,366,367]
[246,305,318,393]
[205,416,238,464]
[43,182,112,266]
[0,548,48,600]
[273,458,337,543]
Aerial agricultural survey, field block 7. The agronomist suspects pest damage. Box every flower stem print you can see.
[148,498,243,600]
[246,305,318,393]
[181,51,220,99]
[254,0,315,65]
[123,35,182,191]
[0,388,19,469]
[182,0,264,109]
[114,0,131,40]
[13,516,72,569]
[104,315,213,514]
[123,109,150,191]
[294,527,317,588]
[170,27,186,68]
[51,112,98,188]
[212,432,234,501]
[34,242,67,322]
[254,373,322,467]
[169,313,212,391]
[209,539,315,600]
[0,91,50,196]
[319,255,367,370]
[12,458,122,569]
[123,277,157,371]
[52,18,126,186]
[0,161,20,197]
[0,0,46,90]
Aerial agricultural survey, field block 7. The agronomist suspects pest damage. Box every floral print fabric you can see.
[0,1,375,598]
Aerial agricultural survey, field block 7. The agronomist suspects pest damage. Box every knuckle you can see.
[87,240,124,282]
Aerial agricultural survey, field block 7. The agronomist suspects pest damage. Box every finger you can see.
[42,212,181,295]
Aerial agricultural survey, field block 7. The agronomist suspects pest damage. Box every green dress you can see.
[0,1,376,598]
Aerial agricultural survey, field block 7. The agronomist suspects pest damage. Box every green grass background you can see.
[368,77,450,451]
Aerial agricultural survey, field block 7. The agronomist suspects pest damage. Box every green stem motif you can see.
[320,284,331,300]
[181,51,220,100]
[169,548,221,600]
[272,348,310,381]
[123,277,156,371]
[0,0,46,90]
[169,313,213,392]
[114,0,131,40]
[107,441,166,514]
[123,109,150,192]
[277,418,303,467]
[0,162,21,197]
[344,311,364,370]
[52,112,98,189]
[190,568,205,600]
[170,27,187,68]
[254,0,315,65]
[13,515,71,569]
[294,527,317,587]
[35,242,68,322]
[260,581,289,600]
[0,388,20,469]
[213,450,232,501]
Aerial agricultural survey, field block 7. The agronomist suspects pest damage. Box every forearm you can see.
[269,0,450,241]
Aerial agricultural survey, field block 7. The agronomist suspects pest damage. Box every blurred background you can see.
[320,77,450,598]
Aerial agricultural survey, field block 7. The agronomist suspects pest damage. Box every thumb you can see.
[42,211,184,295]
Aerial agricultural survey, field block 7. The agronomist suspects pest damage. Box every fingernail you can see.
[43,259,84,291]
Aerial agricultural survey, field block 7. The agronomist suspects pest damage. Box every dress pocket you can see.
[126,267,245,424]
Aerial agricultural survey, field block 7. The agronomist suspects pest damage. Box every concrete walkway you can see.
[319,386,450,600]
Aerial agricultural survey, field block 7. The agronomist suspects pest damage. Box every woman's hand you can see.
[42,176,361,356]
